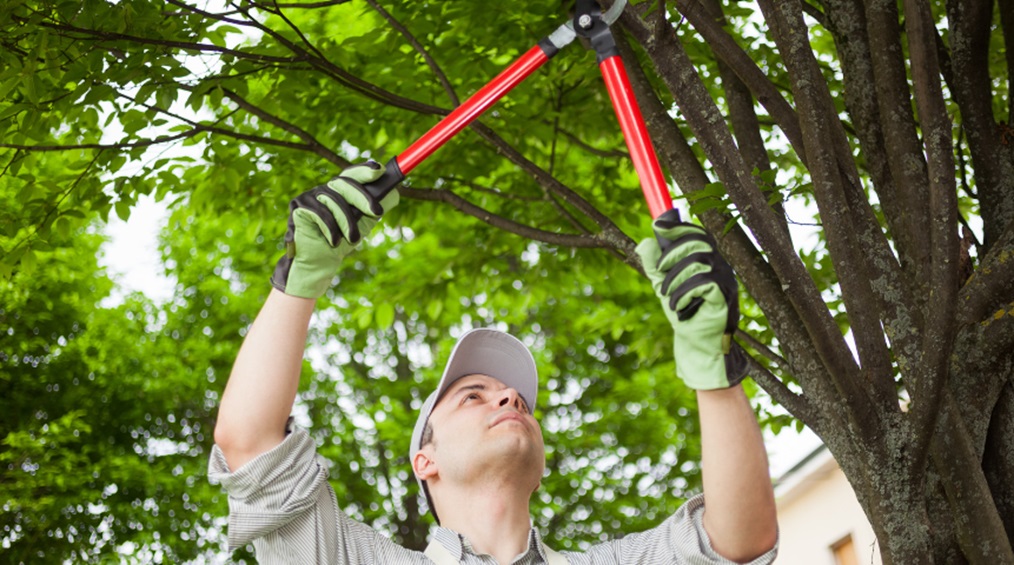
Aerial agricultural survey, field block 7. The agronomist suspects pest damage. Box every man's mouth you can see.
[490,411,526,428]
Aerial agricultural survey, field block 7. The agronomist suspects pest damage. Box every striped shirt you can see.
[208,426,777,564]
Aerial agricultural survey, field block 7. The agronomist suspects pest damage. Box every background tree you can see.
[0,202,258,560]
[2,0,1013,563]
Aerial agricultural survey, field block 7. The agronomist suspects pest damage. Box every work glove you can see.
[270,162,399,299]
[635,209,747,390]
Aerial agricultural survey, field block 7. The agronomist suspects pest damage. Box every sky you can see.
[99,194,175,307]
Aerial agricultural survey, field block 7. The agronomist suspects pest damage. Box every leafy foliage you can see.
[4,0,1014,562]
[0,226,250,562]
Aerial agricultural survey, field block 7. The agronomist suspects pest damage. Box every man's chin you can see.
[481,437,546,472]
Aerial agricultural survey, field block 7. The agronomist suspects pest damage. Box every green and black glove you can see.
[271,162,399,299]
[635,209,747,390]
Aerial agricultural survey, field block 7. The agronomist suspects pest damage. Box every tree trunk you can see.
[865,488,934,565]
[929,395,1014,564]
[982,377,1014,541]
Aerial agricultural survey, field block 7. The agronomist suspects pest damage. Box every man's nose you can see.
[497,388,525,412]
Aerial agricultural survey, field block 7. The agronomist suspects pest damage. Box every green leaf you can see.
[19,248,36,274]
[355,307,373,329]
[426,299,443,320]
[0,76,21,100]
[375,302,395,328]
[114,199,132,221]
[20,73,40,105]
[0,103,28,121]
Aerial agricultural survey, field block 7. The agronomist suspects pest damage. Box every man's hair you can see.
[420,420,435,449]
[418,420,439,523]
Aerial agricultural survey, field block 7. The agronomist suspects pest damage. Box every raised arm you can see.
[214,290,315,470]
[213,162,399,471]
[698,386,777,561]
[636,209,777,562]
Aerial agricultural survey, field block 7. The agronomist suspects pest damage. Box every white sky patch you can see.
[766,424,823,479]
[99,194,175,307]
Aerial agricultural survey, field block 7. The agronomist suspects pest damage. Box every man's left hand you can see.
[635,209,747,390]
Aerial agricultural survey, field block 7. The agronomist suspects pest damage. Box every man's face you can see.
[424,374,546,490]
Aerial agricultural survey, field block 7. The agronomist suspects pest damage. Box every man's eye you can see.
[464,393,480,402]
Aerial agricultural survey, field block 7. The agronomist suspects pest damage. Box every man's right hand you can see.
[270,162,400,299]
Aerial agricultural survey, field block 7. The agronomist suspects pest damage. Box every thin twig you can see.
[250,0,349,8]
[267,0,331,63]
[0,130,200,151]
[2,151,103,262]
[443,177,543,202]
[400,186,605,249]
[220,88,345,166]
[365,0,459,105]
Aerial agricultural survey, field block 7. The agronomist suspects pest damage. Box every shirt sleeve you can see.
[208,423,423,564]
[573,494,778,565]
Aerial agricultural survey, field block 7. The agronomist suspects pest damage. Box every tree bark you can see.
[982,377,1014,541]
[947,0,1014,249]
[930,394,1014,564]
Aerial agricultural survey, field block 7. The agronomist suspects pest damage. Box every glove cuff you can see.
[676,338,748,390]
[724,344,748,388]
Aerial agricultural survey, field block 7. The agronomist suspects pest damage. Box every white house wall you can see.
[774,447,883,565]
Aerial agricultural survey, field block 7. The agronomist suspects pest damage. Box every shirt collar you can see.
[433,525,548,563]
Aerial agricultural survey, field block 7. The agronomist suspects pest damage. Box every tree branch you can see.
[822,0,906,256]
[163,0,257,28]
[546,191,595,236]
[904,0,959,471]
[740,343,817,426]
[219,87,346,166]
[264,0,333,63]
[1,151,102,263]
[622,4,865,404]
[0,150,24,178]
[930,392,1014,562]
[22,16,299,64]
[399,186,606,249]
[546,121,629,160]
[1001,0,1014,123]
[224,2,448,117]
[365,0,459,106]
[699,0,789,236]
[466,122,639,265]
[442,177,544,202]
[31,9,448,119]
[757,0,895,427]
[819,1,927,401]
[948,0,1014,250]
[668,0,809,165]
[800,1,827,25]
[114,88,344,165]
[0,130,200,151]
[956,223,1014,325]
[250,0,350,8]
[865,0,933,289]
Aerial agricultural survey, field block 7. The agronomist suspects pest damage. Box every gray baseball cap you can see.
[409,328,539,520]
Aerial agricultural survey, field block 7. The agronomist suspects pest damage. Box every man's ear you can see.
[413,449,438,482]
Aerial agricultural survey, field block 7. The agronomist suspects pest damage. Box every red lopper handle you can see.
[598,55,673,219]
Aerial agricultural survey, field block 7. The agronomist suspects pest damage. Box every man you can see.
[210,163,778,564]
